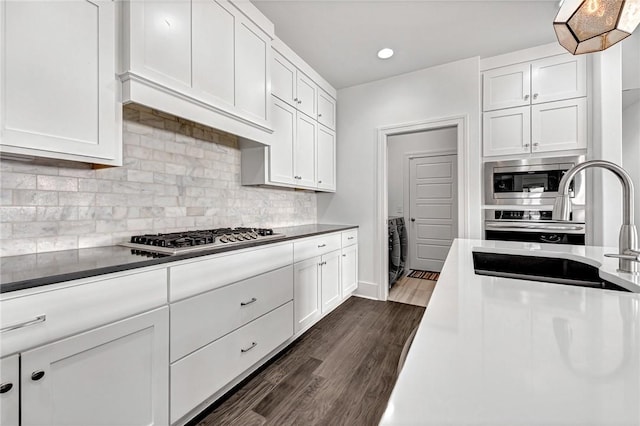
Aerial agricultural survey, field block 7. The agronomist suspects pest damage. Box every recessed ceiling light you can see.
[377,48,394,59]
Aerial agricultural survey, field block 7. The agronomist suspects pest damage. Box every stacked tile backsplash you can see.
[0,104,317,257]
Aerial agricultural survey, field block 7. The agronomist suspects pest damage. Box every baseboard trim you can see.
[354,280,379,300]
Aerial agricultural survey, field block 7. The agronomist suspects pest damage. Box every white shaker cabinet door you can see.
[296,72,317,119]
[20,307,169,426]
[0,355,19,426]
[192,0,235,108]
[272,49,297,107]
[0,0,121,165]
[235,16,270,123]
[341,244,358,298]
[320,250,341,314]
[531,54,587,105]
[317,125,336,191]
[294,113,317,188]
[531,98,587,153]
[483,106,531,157]
[294,257,321,333]
[482,63,531,111]
[269,97,297,185]
[317,89,336,130]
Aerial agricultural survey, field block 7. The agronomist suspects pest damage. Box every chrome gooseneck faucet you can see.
[552,160,640,274]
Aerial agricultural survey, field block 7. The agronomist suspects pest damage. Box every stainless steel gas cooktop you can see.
[120,227,285,256]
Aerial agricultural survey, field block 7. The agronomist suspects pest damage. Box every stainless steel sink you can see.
[472,251,631,292]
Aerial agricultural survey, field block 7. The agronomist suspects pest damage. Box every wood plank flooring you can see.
[388,275,436,307]
[191,297,425,426]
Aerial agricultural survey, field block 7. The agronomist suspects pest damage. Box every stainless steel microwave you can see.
[484,155,586,207]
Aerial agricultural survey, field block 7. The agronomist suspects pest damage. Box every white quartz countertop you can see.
[381,239,640,426]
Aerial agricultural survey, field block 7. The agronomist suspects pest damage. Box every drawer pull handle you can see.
[342,254,347,257]
[31,371,45,381]
[1,315,46,333]
[241,342,257,353]
[0,383,13,394]
[240,297,257,306]
[347,237,354,240]
[318,244,326,248]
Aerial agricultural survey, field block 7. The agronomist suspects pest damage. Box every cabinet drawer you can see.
[169,242,293,302]
[170,301,293,423]
[0,268,167,357]
[170,265,293,362]
[293,233,341,262]
[341,229,358,247]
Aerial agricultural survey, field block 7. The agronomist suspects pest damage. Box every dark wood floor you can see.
[195,297,425,426]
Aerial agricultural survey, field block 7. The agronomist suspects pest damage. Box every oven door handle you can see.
[485,223,585,232]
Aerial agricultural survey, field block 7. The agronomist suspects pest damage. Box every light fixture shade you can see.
[554,0,640,54]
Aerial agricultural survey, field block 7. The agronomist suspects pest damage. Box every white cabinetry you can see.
[0,355,19,426]
[482,54,588,157]
[0,267,170,426]
[0,0,121,166]
[294,257,322,333]
[121,0,274,145]
[320,250,341,314]
[21,307,169,426]
[341,230,359,297]
[241,38,337,192]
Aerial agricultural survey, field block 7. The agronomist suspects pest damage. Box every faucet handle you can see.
[604,250,640,262]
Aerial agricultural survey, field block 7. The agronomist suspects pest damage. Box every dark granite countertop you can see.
[0,224,357,294]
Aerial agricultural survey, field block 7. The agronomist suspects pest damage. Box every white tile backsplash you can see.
[0,104,317,256]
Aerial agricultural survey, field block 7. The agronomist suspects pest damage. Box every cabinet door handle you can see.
[524,94,530,101]
[240,297,257,306]
[318,113,322,117]
[31,371,45,381]
[294,97,298,102]
[533,143,539,147]
[342,254,347,257]
[347,237,354,240]
[1,314,46,333]
[298,100,302,104]
[241,342,257,353]
[523,143,530,148]
[318,244,326,248]
[0,383,13,394]
[533,93,538,99]
[318,180,322,184]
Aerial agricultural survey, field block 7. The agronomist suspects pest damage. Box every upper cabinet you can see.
[482,53,588,157]
[0,0,122,166]
[120,0,274,145]
[241,38,338,192]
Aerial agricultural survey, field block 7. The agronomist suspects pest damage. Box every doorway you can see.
[376,116,469,302]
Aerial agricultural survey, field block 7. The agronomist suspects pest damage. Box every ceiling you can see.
[251,0,562,89]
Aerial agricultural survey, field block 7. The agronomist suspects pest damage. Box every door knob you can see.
[411,218,416,222]
[31,371,45,381]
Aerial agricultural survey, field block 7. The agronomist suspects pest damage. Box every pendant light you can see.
[554,0,640,54]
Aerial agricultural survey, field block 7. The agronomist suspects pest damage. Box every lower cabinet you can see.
[320,250,341,314]
[170,302,294,423]
[5,307,169,426]
[341,244,358,297]
[293,257,322,333]
[0,355,19,426]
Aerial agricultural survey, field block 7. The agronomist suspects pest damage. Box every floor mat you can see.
[407,270,440,281]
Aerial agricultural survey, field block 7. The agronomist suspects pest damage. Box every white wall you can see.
[622,97,640,228]
[387,127,457,217]
[317,57,481,298]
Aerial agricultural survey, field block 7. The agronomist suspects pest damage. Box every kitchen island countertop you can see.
[381,238,640,426]
[0,223,357,294]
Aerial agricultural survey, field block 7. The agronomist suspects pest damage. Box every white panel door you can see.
[0,355,19,426]
[269,97,296,185]
[294,112,317,188]
[317,90,336,130]
[192,0,235,108]
[296,72,317,119]
[409,155,458,272]
[140,0,191,86]
[532,98,587,153]
[320,250,341,314]
[235,18,269,122]
[271,49,297,106]
[482,63,531,111]
[21,307,169,426]
[294,257,321,333]
[531,54,587,104]
[483,106,532,157]
[317,125,336,191]
[1,0,121,164]
[341,244,358,298]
